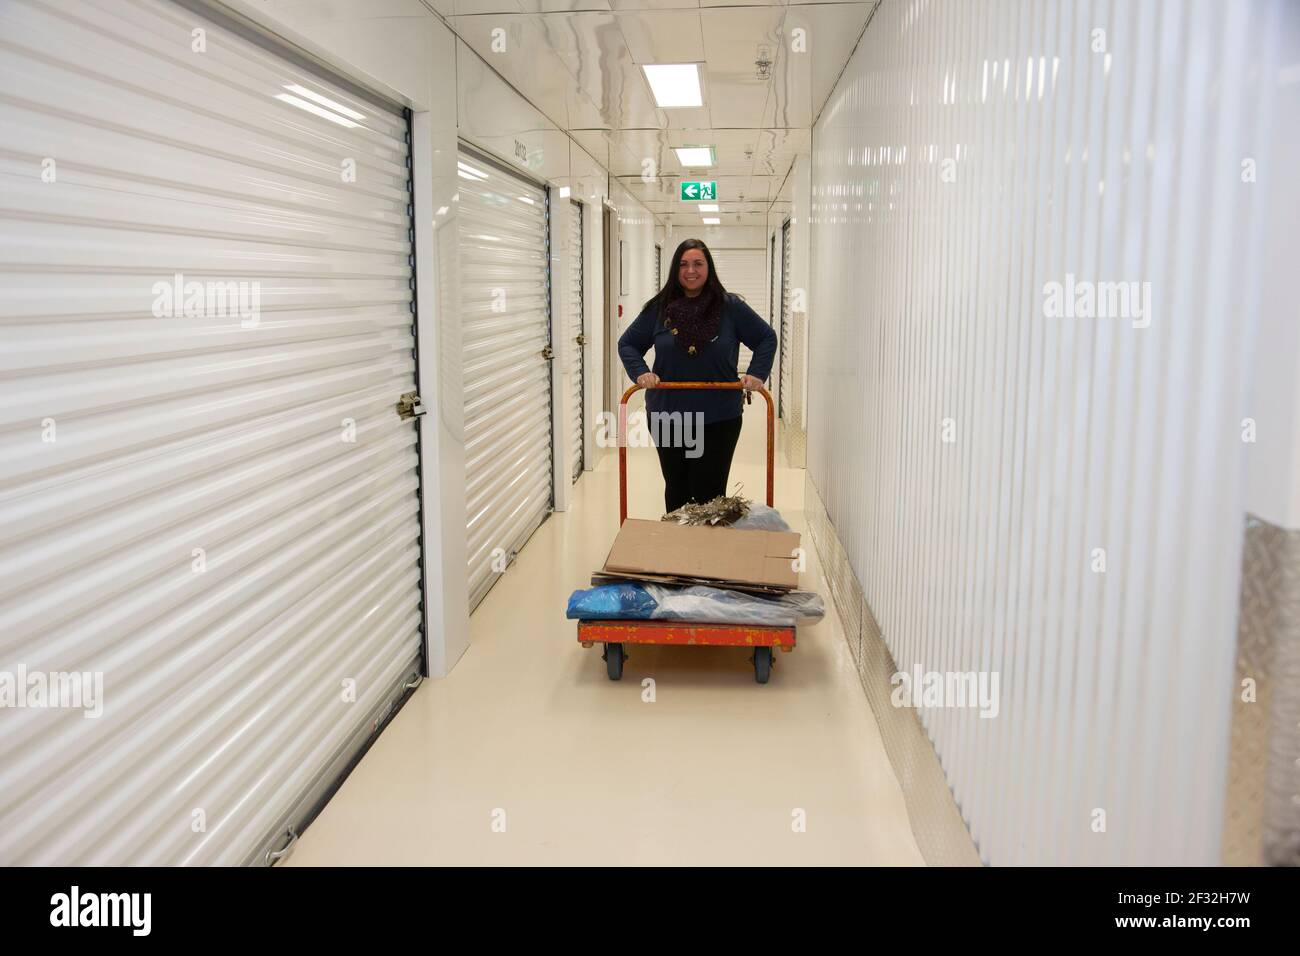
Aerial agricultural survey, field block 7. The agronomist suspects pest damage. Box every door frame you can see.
[778,217,792,420]
[570,198,586,482]
[769,231,777,326]
[603,203,616,420]
[457,140,557,608]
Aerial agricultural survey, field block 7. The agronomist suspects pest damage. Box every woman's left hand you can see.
[739,374,763,391]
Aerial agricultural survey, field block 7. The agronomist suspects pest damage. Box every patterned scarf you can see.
[663,290,721,356]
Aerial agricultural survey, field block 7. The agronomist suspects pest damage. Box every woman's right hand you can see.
[637,372,660,388]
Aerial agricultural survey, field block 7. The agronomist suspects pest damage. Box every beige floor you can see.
[288,398,924,866]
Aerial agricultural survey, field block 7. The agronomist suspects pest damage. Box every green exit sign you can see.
[680,181,717,201]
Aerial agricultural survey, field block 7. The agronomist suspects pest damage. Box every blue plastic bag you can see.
[566,583,659,620]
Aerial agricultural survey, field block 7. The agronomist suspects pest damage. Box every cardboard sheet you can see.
[590,571,793,596]
[601,519,801,590]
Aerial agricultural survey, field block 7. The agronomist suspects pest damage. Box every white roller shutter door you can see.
[778,219,792,419]
[458,147,553,611]
[568,201,584,482]
[0,0,424,865]
[709,248,766,376]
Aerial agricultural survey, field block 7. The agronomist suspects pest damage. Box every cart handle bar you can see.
[618,381,774,525]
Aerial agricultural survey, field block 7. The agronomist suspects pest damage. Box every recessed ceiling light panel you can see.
[674,146,715,167]
[642,64,703,109]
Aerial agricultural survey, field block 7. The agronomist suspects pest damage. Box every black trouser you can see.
[652,415,743,514]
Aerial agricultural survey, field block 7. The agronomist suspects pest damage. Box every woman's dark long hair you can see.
[642,238,730,322]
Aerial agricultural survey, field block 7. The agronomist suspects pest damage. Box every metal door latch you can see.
[541,345,555,360]
[397,391,426,420]
[575,334,586,346]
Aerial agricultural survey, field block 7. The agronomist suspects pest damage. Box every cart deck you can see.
[577,381,793,683]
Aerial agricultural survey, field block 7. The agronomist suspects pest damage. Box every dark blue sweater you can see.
[618,293,779,425]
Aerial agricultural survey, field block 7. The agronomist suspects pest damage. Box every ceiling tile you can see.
[452,14,576,127]
[615,11,705,63]
[607,0,700,10]
[699,5,786,72]
[704,78,769,130]
[518,0,613,10]
[442,0,523,14]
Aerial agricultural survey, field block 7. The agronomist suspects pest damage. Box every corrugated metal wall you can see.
[807,0,1284,865]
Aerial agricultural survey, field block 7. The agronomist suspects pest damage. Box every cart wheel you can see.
[603,643,625,681]
[753,646,772,684]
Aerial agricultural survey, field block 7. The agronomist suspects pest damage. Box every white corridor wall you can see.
[607,179,661,414]
[807,0,1290,865]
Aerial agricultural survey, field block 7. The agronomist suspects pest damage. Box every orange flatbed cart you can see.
[577,381,795,684]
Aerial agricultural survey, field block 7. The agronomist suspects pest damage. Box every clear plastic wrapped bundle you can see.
[728,504,792,532]
[641,584,822,626]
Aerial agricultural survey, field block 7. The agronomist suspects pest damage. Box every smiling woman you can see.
[617,238,777,513]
